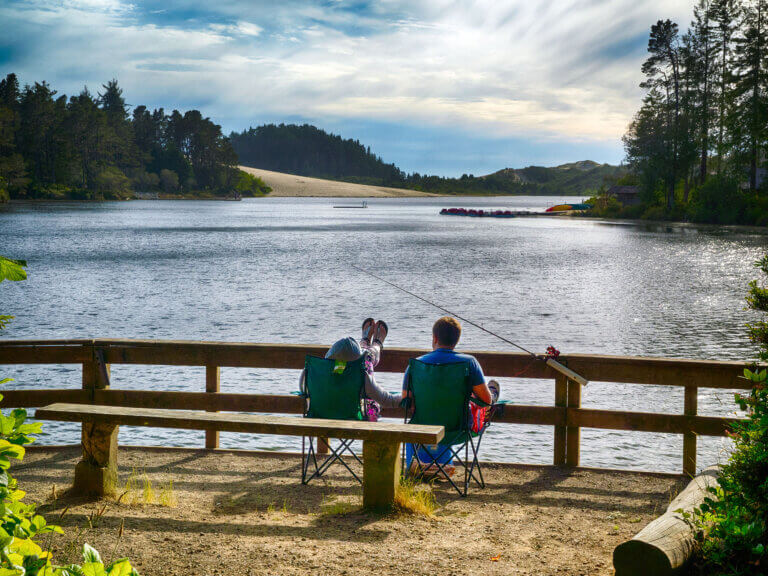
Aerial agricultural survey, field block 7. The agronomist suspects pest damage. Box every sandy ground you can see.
[239,166,435,197]
[16,447,685,576]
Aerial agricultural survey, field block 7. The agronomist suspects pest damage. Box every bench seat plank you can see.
[36,403,444,444]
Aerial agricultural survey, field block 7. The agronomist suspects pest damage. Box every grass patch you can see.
[158,480,177,508]
[394,478,437,517]
[319,495,357,516]
[116,469,175,507]
[142,473,155,505]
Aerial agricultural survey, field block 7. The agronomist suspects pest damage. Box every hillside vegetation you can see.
[0,73,269,201]
[231,124,624,196]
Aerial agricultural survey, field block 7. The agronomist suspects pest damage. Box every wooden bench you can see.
[35,403,444,510]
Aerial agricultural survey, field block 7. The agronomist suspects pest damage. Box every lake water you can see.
[1,196,766,473]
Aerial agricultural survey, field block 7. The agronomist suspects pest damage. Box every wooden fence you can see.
[0,339,753,476]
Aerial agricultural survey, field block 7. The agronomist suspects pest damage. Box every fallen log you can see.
[613,466,719,576]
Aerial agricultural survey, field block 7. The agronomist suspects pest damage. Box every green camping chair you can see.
[300,355,367,485]
[403,358,502,496]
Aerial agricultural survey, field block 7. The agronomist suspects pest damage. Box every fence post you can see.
[554,375,567,465]
[205,365,220,449]
[74,346,117,496]
[566,378,582,467]
[683,386,698,477]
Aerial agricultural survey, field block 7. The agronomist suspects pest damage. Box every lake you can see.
[1,196,766,473]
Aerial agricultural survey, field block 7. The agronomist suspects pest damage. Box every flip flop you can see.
[361,318,375,344]
[373,320,388,347]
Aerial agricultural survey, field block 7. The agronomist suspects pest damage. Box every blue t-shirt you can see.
[402,348,486,391]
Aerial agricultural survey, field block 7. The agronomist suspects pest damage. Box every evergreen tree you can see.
[639,19,684,207]
[713,0,739,173]
[730,0,767,191]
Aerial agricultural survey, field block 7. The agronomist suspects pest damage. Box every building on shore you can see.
[606,185,641,206]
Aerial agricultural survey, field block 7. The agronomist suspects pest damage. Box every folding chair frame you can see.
[301,436,364,485]
[404,387,503,497]
[299,355,369,486]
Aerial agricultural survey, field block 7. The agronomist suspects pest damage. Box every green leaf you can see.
[0,258,27,283]
[753,543,765,555]
[106,560,133,576]
[82,544,101,565]
[0,416,16,436]
[17,423,41,436]
[10,410,27,427]
[31,515,46,531]
[81,563,107,576]
[0,441,25,460]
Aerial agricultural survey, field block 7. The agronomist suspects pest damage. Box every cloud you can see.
[0,0,696,171]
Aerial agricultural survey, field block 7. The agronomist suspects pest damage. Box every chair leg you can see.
[410,443,468,497]
[467,434,485,489]
[464,442,469,496]
[302,436,319,484]
[304,439,363,485]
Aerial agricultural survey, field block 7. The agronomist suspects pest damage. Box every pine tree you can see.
[731,0,768,191]
[640,20,684,207]
[690,0,720,183]
[712,0,739,173]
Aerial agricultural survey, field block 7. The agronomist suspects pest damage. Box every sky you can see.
[0,0,696,176]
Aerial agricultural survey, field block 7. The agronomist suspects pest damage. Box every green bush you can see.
[586,195,623,218]
[234,170,270,197]
[93,168,132,200]
[640,204,669,221]
[688,176,745,225]
[159,169,178,194]
[689,254,768,575]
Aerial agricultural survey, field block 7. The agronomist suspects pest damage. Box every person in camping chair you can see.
[299,318,401,420]
[403,316,500,474]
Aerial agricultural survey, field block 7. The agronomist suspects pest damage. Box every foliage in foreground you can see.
[0,257,138,575]
[689,255,768,575]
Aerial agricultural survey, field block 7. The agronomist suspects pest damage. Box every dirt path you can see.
[17,447,684,576]
[239,166,436,197]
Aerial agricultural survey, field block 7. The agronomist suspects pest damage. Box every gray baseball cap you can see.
[325,337,363,362]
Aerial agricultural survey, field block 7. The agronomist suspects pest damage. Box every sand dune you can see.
[239,166,434,197]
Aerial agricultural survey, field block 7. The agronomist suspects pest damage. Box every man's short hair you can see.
[433,316,462,348]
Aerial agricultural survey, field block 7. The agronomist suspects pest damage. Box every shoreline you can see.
[238,166,438,197]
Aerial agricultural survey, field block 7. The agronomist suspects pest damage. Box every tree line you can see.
[621,0,768,224]
[0,74,268,201]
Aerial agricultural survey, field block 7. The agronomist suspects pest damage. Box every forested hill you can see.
[485,161,627,196]
[0,73,269,201]
[231,124,624,195]
[230,124,403,184]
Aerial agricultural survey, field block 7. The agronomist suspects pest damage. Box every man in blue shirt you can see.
[403,316,499,474]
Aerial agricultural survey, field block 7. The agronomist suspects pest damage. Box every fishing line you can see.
[351,264,589,386]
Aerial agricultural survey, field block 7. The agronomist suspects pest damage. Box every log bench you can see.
[35,403,444,510]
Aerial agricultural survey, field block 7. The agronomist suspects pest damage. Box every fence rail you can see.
[0,339,753,475]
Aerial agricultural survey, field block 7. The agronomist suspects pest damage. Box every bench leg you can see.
[362,440,401,511]
[73,422,118,497]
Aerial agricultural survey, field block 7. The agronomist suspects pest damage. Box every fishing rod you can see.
[352,265,588,386]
